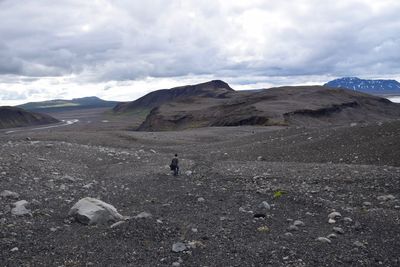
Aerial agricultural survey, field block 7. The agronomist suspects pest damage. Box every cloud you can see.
[0,0,400,105]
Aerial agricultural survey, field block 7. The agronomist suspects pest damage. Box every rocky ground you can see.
[1,109,399,266]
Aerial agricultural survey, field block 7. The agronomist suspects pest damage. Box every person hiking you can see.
[170,154,179,176]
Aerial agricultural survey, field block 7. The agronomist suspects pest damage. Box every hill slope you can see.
[113,80,234,113]
[18,96,119,113]
[0,106,59,129]
[324,77,400,95]
[137,84,400,131]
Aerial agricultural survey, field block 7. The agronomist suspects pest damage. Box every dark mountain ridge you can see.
[324,77,400,95]
[0,106,59,129]
[113,80,234,113]
[135,81,400,131]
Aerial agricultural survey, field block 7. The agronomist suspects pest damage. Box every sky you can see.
[1,0,400,106]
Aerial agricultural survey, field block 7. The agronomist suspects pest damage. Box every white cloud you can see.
[0,0,400,105]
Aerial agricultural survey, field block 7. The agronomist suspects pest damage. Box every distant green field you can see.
[38,103,80,108]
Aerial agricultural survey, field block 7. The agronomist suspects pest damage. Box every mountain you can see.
[0,106,59,129]
[18,96,119,113]
[134,81,400,131]
[113,80,234,113]
[324,77,400,95]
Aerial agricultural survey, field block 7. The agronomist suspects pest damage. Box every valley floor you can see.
[1,109,399,266]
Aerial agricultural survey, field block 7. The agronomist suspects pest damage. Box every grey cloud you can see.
[0,0,399,84]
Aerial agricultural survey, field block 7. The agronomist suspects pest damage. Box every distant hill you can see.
[17,96,119,113]
[324,77,400,95]
[0,106,59,129]
[113,80,234,113]
[132,80,400,131]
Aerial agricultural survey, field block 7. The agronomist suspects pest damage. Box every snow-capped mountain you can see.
[324,77,400,95]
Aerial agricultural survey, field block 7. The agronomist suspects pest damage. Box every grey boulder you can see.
[11,200,31,216]
[1,190,20,199]
[68,197,125,225]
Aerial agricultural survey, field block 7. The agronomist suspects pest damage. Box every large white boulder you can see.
[68,197,125,225]
[11,200,31,216]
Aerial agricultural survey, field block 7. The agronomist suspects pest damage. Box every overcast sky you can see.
[1,0,400,105]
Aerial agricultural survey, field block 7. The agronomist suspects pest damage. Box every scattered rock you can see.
[316,237,331,244]
[62,175,76,182]
[257,226,270,233]
[11,200,31,216]
[327,233,337,239]
[68,197,125,225]
[377,195,396,201]
[172,242,187,253]
[328,218,336,224]
[258,201,271,210]
[197,197,205,202]
[82,183,93,189]
[110,220,127,228]
[0,190,20,199]
[135,212,152,219]
[353,241,366,248]
[288,225,299,232]
[257,156,265,161]
[343,217,353,223]
[293,220,305,227]
[362,201,372,207]
[328,211,342,219]
[333,227,345,234]
[284,232,293,237]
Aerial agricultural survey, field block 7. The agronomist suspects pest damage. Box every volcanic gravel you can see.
[1,110,400,266]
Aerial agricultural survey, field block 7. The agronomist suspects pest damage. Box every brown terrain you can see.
[1,82,400,266]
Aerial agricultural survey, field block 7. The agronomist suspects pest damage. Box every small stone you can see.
[327,233,337,239]
[11,200,31,216]
[377,194,396,201]
[316,237,331,244]
[333,227,345,234]
[0,190,20,199]
[110,221,126,228]
[187,240,205,249]
[185,171,193,176]
[10,247,18,252]
[197,197,205,202]
[135,212,152,219]
[50,227,58,232]
[362,202,372,207]
[353,241,366,248]
[257,156,265,161]
[343,217,353,223]
[328,218,336,224]
[328,212,342,219]
[191,228,198,233]
[288,225,299,232]
[258,201,271,210]
[172,242,187,253]
[293,220,305,227]
[257,226,270,233]
[172,262,180,267]
[82,183,93,189]
[62,175,76,182]
[284,232,293,237]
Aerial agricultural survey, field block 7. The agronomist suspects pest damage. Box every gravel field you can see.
[1,109,399,266]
